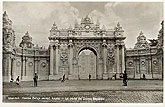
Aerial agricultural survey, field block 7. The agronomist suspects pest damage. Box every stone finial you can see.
[139,31,143,36]
[114,22,123,31]
[25,31,29,36]
[117,22,120,27]
[82,15,92,24]
[50,22,58,33]
[50,22,59,36]
[161,20,164,27]
[52,22,58,30]
[3,11,7,16]
[3,11,12,26]
[3,11,8,19]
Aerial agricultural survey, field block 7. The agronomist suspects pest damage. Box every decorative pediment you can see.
[134,31,150,49]
[50,22,59,36]
[19,31,34,48]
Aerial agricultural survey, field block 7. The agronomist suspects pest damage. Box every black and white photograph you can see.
[1,0,164,105]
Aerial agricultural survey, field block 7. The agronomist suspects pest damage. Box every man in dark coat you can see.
[61,74,65,82]
[33,73,38,87]
[143,73,146,79]
[16,76,20,85]
[123,71,127,86]
[89,74,91,81]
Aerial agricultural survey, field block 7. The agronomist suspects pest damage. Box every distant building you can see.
[2,11,163,82]
[126,21,163,79]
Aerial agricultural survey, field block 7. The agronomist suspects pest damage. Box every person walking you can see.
[143,73,146,79]
[89,74,91,81]
[112,73,117,80]
[16,76,20,85]
[33,73,38,87]
[10,78,14,82]
[61,74,65,82]
[123,71,127,86]
[114,73,117,80]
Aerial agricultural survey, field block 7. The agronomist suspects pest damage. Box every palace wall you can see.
[3,47,50,81]
[2,11,163,82]
[125,21,163,79]
[126,47,163,79]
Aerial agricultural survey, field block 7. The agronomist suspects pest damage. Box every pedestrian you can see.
[16,76,20,85]
[33,73,38,87]
[143,73,146,79]
[89,74,91,81]
[10,78,14,82]
[114,73,116,80]
[123,71,127,86]
[61,74,65,82]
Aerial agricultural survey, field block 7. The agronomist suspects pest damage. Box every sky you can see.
[3,2,163,48]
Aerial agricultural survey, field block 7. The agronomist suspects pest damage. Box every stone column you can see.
[121,45,125,73]
[12,58,16,80]
[3,54,12,82]
[49,44,54,75]
[103,47,107,74]
[24,57,27,76]
[22,57,26,77]
[35,58,39,74]
[55,40,59,75]
[68,40,73,75]
[102,40,108,79]
[116,45,120,74]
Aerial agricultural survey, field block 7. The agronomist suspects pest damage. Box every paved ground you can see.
[3,80,163,103]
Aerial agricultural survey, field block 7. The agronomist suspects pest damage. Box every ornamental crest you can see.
[60,44,68,65]
[107,44,115,65]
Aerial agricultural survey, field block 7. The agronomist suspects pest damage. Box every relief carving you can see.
[107,44,115,65]
[60,44,68,65]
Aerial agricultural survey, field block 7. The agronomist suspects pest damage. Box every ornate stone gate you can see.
[48,16,126,80]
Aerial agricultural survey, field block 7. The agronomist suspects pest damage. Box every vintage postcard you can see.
[1,0,164,105]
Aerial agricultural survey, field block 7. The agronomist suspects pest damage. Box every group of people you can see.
[10,73,39,87]
[111,71,128,86]
[10,71,129,86]
[10,76,20,85]
[59,72,128,86]
[61,74,92,82]
[112,71,128,86]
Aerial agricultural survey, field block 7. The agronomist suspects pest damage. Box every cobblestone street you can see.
[3,80,163,103]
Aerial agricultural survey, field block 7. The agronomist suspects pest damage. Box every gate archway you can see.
[48,16,126,80]
[77,47,97,79]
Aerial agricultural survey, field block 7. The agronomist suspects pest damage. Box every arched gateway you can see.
[48,16,126,80]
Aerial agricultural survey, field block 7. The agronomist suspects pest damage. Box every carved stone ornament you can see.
[60,44,68,64]
[141,61,145,66]
[16,61,21,67]
[41,62,46,67]
[153,60,158,65]
[107,44,115,65]
[128,61,133,66]
[28,62,33,66]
